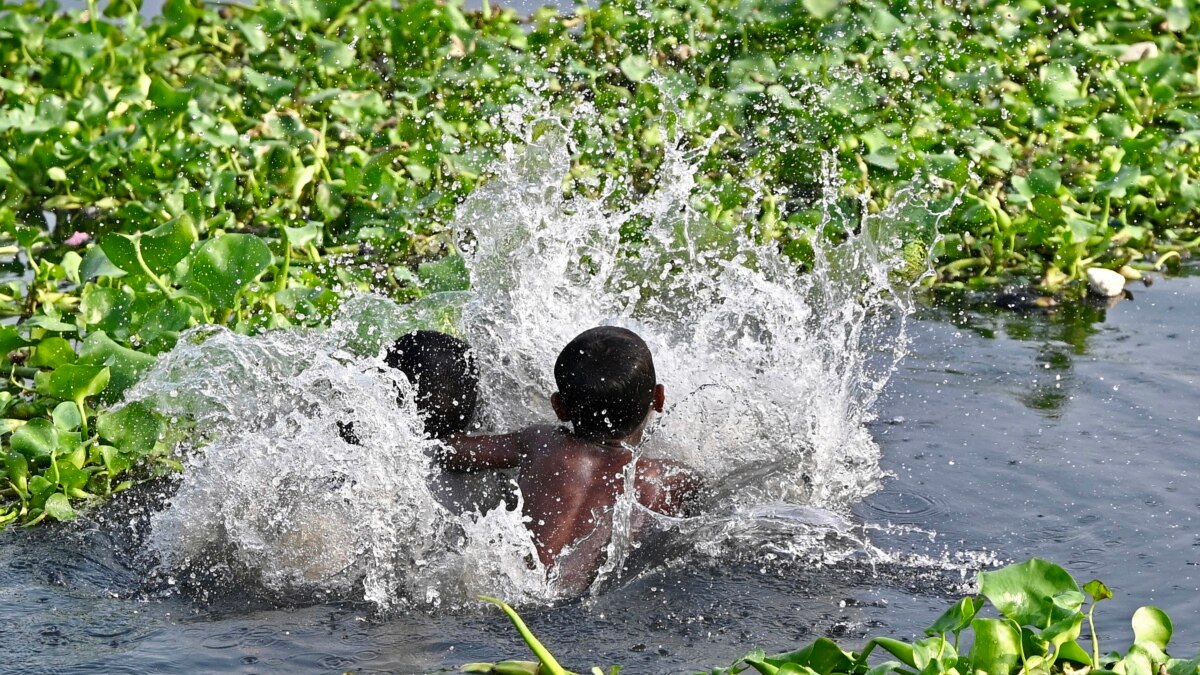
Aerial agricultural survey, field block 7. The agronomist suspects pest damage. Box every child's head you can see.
[551,326,664,441]
[385,330,479,439]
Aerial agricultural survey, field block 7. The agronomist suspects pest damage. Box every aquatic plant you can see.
[1,0,1198,526]
[469,558,1200,675]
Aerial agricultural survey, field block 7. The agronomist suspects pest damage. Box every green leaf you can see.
[137,298,193,346]
[183,234,273,310]
[1085,580,1114,602]
[29,337,77,368]
[1032,196,1065,224]
[760,638,855,672]
[77,331,157,403]
[25,315,78,333]
[911,636,957,672]
[1165,0,1190,31]
[4,451,28,492]
[79,286,134,335]
[1125,644,1158,675]
[97,402,164,457]
[149,77,191,113]
[80,245,127,280]
[864,147,899,170]
[100,215,198,278]
[1056,640,1091,666]
[52,401,83,431]
[969,618,1022,675]
[863,637,915,668]
[104,0,143,18]
[44,492,77,521]
[417,254,470,292]
[51,458,88,490]
[10,419,59,463]
[1165,655,1200,675]
[1132,606,1172,651]
[47,364,111,404]
[1096,165,1141,198]
[285,222,324,249]
[801,0,838,19]
[1027,169,1062,196]
[0,326,29,356]
[162,0,202,35]
[45,35,104,66]
[1052,590,1086,613]
[979,558,1081,627]
[1039,62,1083,106]
[619,55,652,83]
[1044,614,1084,651]
[926,596,984,636]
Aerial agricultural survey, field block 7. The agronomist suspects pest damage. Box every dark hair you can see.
[554,326,656,440]
[385,330,479,439]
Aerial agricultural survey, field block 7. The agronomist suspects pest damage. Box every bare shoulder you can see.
[519,427,605,475]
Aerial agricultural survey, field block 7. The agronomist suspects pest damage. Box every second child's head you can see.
[551,326,664,442]
[386,330,479,439]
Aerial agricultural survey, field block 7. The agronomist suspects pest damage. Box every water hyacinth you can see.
[2,0,1198,526]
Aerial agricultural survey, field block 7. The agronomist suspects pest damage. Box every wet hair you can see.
[385,330,479,439]
[554,326,656,440]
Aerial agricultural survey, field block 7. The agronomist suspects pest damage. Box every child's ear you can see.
[551,392,571,421]
[653,384,665,413]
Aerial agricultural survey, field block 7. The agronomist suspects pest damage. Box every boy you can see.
[340,330,513,514]
[441,326,703,588]
[339,329,480,443]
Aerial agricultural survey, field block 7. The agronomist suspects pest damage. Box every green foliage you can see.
[471,559,1200,675]
[1,0,1198,524]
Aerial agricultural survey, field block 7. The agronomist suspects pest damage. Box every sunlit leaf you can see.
[1132,606,1172,652]
[969,618,1022,675]
[47,364,110,404]
[979,558,1081,627]
[44,492,76,521]
[926,596,984,636]
[10,419,59,464]
[97,402,164,457]
[77,331,157,403]
[183,234,273,310]
[100,215,198,278]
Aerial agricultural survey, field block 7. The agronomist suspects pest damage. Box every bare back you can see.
[445,426,701,586]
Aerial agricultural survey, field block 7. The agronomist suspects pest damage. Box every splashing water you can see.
[460,126,919,508]
[124,113,958,610]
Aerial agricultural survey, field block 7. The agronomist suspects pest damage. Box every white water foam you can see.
[124,113,962,610]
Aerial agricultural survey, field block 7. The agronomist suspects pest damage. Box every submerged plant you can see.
[471,559,1200,675]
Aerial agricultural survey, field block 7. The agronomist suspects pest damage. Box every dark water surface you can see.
[2,273,1198,673]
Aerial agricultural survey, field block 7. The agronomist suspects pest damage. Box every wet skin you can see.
[439,387,702,586]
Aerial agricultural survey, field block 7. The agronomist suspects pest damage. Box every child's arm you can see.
[435,433,523,471]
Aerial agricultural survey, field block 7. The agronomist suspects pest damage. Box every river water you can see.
[2,268,1196,673]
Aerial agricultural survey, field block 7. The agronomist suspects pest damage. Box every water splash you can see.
[124,111,957,610]
[126,321,550,610]
[454,123,925,505]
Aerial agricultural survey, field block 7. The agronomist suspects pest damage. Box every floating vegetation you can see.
[469,558,1200,675]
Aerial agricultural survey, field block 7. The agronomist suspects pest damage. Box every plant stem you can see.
[133,240,177,299]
